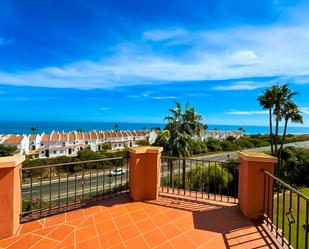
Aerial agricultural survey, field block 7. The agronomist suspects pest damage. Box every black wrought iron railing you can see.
[261,170,309,249]
[21,157,129,222]
[160,156,239,203]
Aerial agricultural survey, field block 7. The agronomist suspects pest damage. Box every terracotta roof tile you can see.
[84,132,90,140]
[29,134,37,140]
[50,132,59,142]
[76,132,83,140]
[60,133,67,141]
[68,133,75,141]
[3,135,24,145]
[41,134,50,142]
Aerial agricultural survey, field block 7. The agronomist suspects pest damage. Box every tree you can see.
[0,145,17,157]
[238,127,246,133]
[279,101,303,154]
[136,139,150,146]
[77,128,83,133]
[258,84,298,156]
[164,101,203,188]
[31,126,38,133]
[114,123,119,131]
[203,124,209,130]
[258,88,275,155]
[272,84,298,155]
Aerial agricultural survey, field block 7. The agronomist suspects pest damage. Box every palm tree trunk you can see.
[274,114,279,156]
[279,118,288,153]
[269,108,274,155]
[277,118,288,177]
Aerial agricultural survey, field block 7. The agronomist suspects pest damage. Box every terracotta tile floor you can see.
[0,195,278,249]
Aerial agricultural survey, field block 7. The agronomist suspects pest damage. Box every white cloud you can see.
[301,107,309,114]
[213,81,269,91]
[226,110,268,115]
[100,107,110,111]
[143,28,188,41]
[152,96,177,100]
[2,11,309,89]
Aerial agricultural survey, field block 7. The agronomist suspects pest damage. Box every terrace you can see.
[0,147,308,249]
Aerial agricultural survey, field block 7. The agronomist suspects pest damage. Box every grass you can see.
[271,187,308,249]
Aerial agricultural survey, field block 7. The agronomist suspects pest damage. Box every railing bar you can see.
[262,170,309,201]
[201,161,204,199]
[267,174,270,226]
[49,166,52,212]
[195,160,198,199]
[214,162,217,201]
[276,182,280,239]
[296,195,300,249]
[208,161,210,199]
[66,166,69,208]
[305,201,309,249]
[40,168,43,215]
[89,164,92,198]
[22,157,127,170]
[30,170,33,214]
[74,170,77,205]
[58,168,60,209]
[96,163,99,199]
[120,162,122,194]
[220,162,223,202]
[81,164,84,202]
[282,186,285,246]
[227,163,229,203]
[288,190,292,245]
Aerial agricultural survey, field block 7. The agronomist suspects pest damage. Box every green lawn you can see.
[271,187,308,249]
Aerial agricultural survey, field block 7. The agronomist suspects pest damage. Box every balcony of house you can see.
[0,148,308,249]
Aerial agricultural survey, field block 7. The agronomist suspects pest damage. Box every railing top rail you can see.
[21,156,128,170]
[262,170,309,202]
[161,155,240,164]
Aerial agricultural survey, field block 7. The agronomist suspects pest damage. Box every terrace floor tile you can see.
[0,194,279,249]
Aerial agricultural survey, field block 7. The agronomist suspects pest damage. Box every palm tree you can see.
[258,88,275,155]
[273,84,298,155]
[30,126,38,134]
[164,101,203,188]
[77,128,83,133]
[279,101,303,153]
[114,123,119,131]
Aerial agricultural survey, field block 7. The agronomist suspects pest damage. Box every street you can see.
[192,140,309,161]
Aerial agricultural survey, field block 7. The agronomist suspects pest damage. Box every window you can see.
[53,151,56,154]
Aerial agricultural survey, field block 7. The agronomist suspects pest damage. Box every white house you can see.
[1,135,29,155]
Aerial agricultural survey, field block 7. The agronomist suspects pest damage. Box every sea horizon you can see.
[0,120,309,135]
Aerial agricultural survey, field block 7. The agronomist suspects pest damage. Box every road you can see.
[22,140,309,206]
[192,140,309,161]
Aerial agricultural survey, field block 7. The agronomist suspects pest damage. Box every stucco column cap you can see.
[128,146,163,154]
[0,155,25,168]
[238,152,277,163]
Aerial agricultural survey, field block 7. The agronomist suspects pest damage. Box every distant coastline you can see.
[0,121,309,135]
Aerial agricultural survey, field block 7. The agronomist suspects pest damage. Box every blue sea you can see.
[0,121,309,135]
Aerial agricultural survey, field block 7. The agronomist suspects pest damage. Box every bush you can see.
[0,145,17,157]
[136,139,150,146]
[206,138,222,152]
[189,141,208,155]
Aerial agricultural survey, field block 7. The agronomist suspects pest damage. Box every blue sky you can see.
[1,0,309,126]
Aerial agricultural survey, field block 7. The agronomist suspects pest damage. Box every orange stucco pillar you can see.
[0,156,25,239]
[238,152,277,220]
[128,146,163,201]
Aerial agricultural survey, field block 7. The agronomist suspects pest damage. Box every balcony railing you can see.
[261,170,309,249]
[160,156,239,203]
[20,156,129,222]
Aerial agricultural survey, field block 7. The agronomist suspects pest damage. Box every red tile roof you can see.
[2,135,24,145]
[76,132,83,140]
[68,133,75,141]
[50,132,59,142]
[60,133,67,142]
[29,134,37,140]
[83,132,90,140]
[41,134,50,142]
